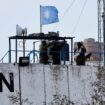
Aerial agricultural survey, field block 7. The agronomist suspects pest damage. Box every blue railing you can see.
[0,50,104,66]
[0,50,39,63]
[0,51,9,63]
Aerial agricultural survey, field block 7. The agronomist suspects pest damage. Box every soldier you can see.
[49,41,62,64]
[39,41,49,64]
[74,42,86,65]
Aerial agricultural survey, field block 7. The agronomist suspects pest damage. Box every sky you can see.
[0,0,97,61]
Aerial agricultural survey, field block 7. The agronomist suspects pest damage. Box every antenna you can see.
[16,24,27,36]
[16,24,23,36]
[23,28,27,36]
[16,24,27,57]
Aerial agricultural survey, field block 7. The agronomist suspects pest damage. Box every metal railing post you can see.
[9,38,11,63]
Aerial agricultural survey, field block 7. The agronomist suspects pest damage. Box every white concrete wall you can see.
[0,64,98,105]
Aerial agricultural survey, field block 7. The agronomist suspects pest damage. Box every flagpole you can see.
[40,5,42,33]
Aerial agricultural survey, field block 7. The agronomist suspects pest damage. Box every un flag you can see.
[40,6,59,25]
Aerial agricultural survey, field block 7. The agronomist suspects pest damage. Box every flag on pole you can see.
[40,6,59,25]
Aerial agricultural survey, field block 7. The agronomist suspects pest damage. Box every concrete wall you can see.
[0,64,101,105]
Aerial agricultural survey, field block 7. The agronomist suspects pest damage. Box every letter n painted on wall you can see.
[0,73,14,92]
